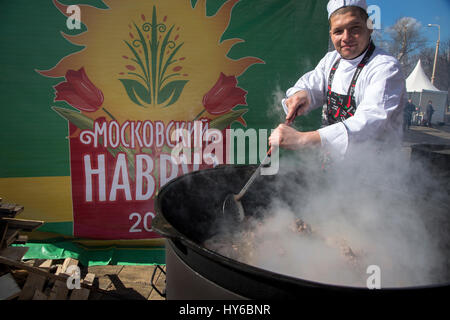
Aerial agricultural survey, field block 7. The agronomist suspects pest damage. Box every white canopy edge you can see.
[406,60,441,92]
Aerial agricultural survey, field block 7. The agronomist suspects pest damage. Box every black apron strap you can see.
[345,41,376,106]
[326,41,376,123]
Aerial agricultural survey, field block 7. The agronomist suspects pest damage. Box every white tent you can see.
[406,60,448,124]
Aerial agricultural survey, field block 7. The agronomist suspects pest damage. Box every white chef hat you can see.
[327,0,368,19]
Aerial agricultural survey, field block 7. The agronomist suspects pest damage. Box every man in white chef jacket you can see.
[269,0,405,159]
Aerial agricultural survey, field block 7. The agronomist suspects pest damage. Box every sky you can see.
[369,0,450,48]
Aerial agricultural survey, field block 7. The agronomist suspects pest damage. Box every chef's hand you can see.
[269,124,321,150]
[285,90,311,125]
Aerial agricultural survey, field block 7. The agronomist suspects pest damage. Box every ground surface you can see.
[80,264,166,300]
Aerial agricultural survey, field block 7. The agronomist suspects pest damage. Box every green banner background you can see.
[1,0,328,263]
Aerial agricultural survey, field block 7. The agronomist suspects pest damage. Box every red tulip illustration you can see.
[54,67,104,112]
[194,72,247,119]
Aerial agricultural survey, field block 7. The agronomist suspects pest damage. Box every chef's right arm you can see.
[269,54,331,150]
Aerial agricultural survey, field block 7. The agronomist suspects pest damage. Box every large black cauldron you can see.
[153,165,450,299]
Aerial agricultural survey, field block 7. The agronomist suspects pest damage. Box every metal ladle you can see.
[222,150,272,222]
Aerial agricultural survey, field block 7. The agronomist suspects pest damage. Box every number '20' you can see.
[129,212,155,233]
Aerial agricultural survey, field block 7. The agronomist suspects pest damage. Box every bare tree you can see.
[386,17,427,69]
[412,39,450,93]
[371,29,389,51]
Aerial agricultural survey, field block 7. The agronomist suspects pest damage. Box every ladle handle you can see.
[235,100,300,200]
[235,161,264,200]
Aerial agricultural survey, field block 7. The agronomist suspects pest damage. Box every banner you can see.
[0,0,328,243]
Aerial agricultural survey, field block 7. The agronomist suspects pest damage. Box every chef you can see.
[269,0,406,158]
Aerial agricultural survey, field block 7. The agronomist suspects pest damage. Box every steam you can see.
[206,143,449,288]
[266,85,287,124]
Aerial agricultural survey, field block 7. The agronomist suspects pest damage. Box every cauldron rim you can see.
[154,165,450,294]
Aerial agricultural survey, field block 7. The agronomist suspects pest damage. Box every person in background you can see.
[414,105,421,125]
[403,98,415,131]
[269,0,405,159]
[425,100,434,127]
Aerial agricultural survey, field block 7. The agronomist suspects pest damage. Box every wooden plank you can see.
[54,264,63,275]
[5,229,19,247]
[0,256,110,293]
[0,246,29,261]
[0,203,16,213]
[18,272,47,300]
[48,280,69,300]
[10,269,29,287]
[37,260,53,268]
[0,204,23,217]
[0,273,21,300]
[0,256,76,288]
[61,258,78,274]
[0,222,7,248]
[0,218,44,232]
[43,285,52,297]
[32,259,49,267]
[13,235,28,245]
[32,289,48,300]
[0,256,58,281]
[0,203,23,211]
[37,259,53,270]
[82,273,95,286]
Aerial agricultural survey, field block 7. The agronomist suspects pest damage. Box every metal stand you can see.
[150,265,166,298]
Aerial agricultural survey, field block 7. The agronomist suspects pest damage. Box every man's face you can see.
[329,10,373,60]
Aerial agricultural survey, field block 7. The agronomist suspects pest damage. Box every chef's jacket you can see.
[283,45,406,157]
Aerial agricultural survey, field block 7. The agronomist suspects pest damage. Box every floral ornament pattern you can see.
[51,67,249,183]
[54,67,104,112]
[120,6,188,108]
[202,72,247,115]
[194,72,248,123]
[53,68,136,180]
